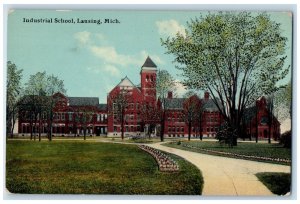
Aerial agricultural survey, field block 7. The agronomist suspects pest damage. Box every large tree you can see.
[162,12,290,145]
[44,75,66,141]
[24,72,47,141]
[24,72,66,141]
[6,61,23,138]
[156,70,176,142]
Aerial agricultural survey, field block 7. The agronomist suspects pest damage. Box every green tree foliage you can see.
[6,61,23,137]
[23,72,66,141]
[274,81,291,122]
[162,12,290,145]
[156,70,176,141]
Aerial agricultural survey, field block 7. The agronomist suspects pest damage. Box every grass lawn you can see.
[6,140,203,195]
[256,172,291,195]
[164,140,291,165]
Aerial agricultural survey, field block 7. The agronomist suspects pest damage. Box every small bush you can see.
[177,141,181,145]
[279,131,291,148]
[215,123,237,147]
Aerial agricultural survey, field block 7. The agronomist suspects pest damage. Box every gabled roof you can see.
[165,98,185,109]
[68,97,99,106]
[141,56,157,68]
[117,76,135,87]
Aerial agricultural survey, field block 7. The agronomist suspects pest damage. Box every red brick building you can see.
[16,57,281,140]
[243,96,281,140]
[18,93,107,136]
[163,92,224,138]
[107,57,157,137]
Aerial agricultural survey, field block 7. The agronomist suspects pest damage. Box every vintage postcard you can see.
[5,9,292,197]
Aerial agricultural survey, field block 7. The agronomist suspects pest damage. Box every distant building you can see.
[243,96,281,140]
[15,57,281,139]
[17,93,107,136]
[163,91,223,138]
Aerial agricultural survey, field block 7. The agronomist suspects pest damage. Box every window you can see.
[69,113,73,121]
[61,113,65,121]
[114,126,117,132]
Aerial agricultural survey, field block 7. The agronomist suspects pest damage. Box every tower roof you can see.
[141,56,157,68]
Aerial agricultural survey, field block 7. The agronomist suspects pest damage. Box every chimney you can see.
[167,91,173,99]
[204,91,209,100]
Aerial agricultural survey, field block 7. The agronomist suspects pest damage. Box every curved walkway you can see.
[147,142,291,196]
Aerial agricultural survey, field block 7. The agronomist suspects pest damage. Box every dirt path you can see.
[147,142,291,196]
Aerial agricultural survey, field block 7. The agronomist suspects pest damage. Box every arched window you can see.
[150,75,154,82]
[146,75,149,82]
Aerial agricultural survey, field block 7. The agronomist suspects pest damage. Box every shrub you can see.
[215,123,237,147]
[279,131,291,148]
[177,141,181,145]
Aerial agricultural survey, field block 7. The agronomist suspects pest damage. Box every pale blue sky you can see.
[7,10,292,103]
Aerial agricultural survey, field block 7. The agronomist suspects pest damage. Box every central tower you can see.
[140,56,157,104]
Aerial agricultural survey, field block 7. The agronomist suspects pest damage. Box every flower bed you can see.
[139,145,179,172]
[181,144,291,164]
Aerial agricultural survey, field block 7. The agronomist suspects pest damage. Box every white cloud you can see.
[74,31,164,73]
[156,19,186,37]
[90,46,134,66]
[74,31,91,45]
[90,46,164,67]
[103,64,121,77]
[87,64,120,77]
